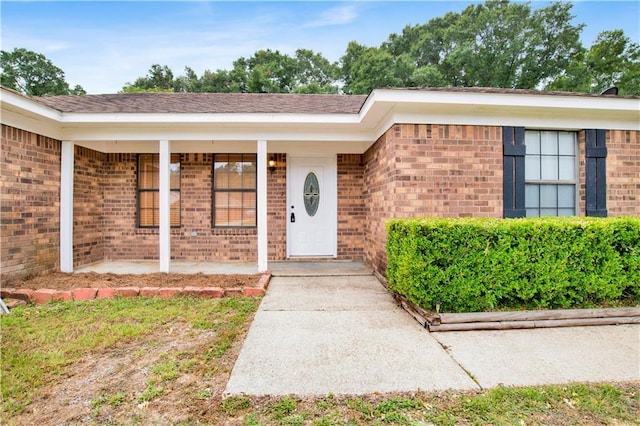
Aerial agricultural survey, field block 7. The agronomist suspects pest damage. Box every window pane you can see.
[525,156,540,180]
[558,156,576,180]
[212,154,257,228]
[228,209,243,226]
[558,132,576,155]
[540,208,557,216]
[526,209,540,217]
[540,185,557,207]
[525,131,540,155]
[541,156,558,180]
[557,185,575,208]
[215,208,229,226]
[214,171,229,189]
[228,171,243,189]
[525,184,539,208]
[540,131,558,155]
[139,155,156,189]
[558,209,575,217]
[242,172,256,189]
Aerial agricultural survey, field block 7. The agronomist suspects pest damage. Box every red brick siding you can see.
[74,146,104,267]
[102,153,259,262]
[337,154,365,260]
[102,154,154,259]
[1,125,60,282]
[607,130,640,216]
[363,124,504,275]
[267,153,287,261]
[363,131,397,274]
[577,130,587,216]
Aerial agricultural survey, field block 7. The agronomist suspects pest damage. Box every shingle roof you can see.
[34,92,368,114]
[387,86,636,99]
[28,86,634,115]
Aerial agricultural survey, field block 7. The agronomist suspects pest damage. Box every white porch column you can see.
[257,140,268,272]
[159,140,171,273]
[60,141,74,273]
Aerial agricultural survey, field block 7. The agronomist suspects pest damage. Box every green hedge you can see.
[386,217,640,313]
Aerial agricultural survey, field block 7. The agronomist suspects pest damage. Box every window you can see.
[524,131,577,217]
[137,154,181,227]
[213,154,256,227]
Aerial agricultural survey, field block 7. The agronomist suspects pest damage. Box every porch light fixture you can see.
[268,156,276,174]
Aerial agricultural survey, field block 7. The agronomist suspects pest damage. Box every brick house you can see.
[1,87,639,282]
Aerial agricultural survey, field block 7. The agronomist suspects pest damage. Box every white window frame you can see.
[524,130,579,217]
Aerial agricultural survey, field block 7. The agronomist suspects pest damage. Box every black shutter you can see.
[585,129,608,217]
[503,126,526,218]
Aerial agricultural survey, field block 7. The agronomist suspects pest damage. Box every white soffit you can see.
[2,87,639,146]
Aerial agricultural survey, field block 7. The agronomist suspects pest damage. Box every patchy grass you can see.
[2,296,638,425]
[1,296,260,419]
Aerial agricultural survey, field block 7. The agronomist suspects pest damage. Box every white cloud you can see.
[302,4,359,28]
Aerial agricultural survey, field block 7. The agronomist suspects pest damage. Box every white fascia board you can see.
[1,108,63,140]
[0,89,62,121]
[59,124,374,142]
[369,88,640,113]
[389,112,640,133]
[59,112,361,125]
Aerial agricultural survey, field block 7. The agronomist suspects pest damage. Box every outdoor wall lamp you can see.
[269,156,276,174]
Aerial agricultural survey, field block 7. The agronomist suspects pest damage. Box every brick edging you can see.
[1,272,271,305]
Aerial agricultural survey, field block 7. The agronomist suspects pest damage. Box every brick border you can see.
[0,272,271,305]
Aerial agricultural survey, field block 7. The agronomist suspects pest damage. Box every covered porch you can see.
[74,260,373,276]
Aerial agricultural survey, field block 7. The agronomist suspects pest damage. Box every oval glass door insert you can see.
[303,172,320,216]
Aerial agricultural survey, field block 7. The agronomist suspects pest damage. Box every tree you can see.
[1,47,86,96]
[292,49,339,94]
[122,64,176,92]
[375,0,584,90]
[346,47,415,94]
[547,30,640,96]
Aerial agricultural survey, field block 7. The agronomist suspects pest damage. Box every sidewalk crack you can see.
[434,337,483,390]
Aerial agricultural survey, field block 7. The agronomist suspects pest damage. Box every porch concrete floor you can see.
[74,260,372,276]
[75,260,259,275]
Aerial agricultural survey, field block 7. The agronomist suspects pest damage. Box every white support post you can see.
[60,141,74,273]
[159,140,171,273]
[257,140,268,272]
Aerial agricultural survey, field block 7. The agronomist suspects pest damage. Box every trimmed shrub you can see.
[386,217,640,313]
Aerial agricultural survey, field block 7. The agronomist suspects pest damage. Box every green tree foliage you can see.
[1,48,86,96]
[121,64,176,92]
[547,30,640,96]
[367,0,584,90]
[12,0,626,96]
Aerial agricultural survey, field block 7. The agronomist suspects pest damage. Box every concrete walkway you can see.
[226,273,640,396]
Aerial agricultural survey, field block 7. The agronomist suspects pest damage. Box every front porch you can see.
[74,260,372,276]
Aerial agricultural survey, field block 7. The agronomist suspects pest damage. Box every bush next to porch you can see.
[386,217,640,313]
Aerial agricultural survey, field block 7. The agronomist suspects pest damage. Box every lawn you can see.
[1,297,638,425]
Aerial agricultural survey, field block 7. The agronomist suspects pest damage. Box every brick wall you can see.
[363,131,397,274]
[267,153,287,261]
[337,154,365,260]
[103,153,259,262]
[1,125,61,282]
[607,130,640,216]
[74,146,105,267]
[363,124,504,275]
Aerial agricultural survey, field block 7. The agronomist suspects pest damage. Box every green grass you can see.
[2,296,638,425]
[0,295,260,417]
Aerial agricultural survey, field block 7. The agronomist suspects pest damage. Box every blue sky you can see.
[2,1,638,94]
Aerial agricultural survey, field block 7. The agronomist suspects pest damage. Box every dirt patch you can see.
[6,272,262,290]
[9,320,248,425]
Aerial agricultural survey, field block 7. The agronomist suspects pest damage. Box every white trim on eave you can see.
[2,87,639,148]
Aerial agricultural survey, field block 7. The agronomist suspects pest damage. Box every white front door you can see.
[288,157,337,257]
